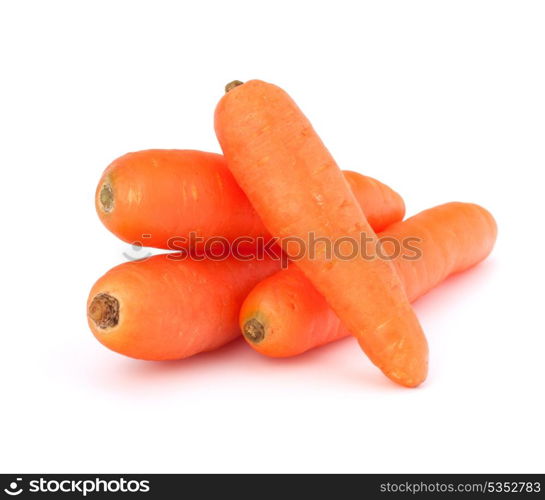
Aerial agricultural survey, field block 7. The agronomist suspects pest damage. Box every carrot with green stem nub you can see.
[240,202,497,358]
[87,254,280,361]
[96,150,405,249]
[215,79,428,387]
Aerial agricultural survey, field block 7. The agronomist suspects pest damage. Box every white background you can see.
[1,0,544,473]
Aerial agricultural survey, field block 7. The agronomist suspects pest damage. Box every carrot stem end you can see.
[225,80,244,93]
[99,183,114,213]
[88,293,120,329]
[243,318,265,343]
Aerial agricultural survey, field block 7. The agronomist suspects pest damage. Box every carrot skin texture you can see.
[87,254,280,361]
[96,150,404,248]
[240,203,497,358]
[384,202,497,301]
[215,80,428,387]
[96,150,261,249]
[343,170,405,233]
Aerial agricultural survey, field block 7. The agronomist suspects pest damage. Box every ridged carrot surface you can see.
[215,80,428,387]
[96,150,405,249]
[240,202,497,358]
[87,254,280,360]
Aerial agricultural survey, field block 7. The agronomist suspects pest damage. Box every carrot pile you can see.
[87,79,496,388]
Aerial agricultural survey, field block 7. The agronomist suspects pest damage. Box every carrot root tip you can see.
[99,183,114,212]
[243,318,265,344]
[225,80,244,93]
[88,293,120,329]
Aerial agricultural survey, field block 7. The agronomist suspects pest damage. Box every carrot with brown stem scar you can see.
[240,202,497,357]
[87,254,280,361]
[215,79,428,387]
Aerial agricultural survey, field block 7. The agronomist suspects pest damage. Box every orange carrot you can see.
[241,202,497,357]
[96,150,256,249]
[87,254,280,360]
[343,170,405,233]
[215,79,428,387]
[96,150,405,249]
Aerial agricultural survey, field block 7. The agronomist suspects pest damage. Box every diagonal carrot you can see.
[240,202,497,358]
[215,79,428,387]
